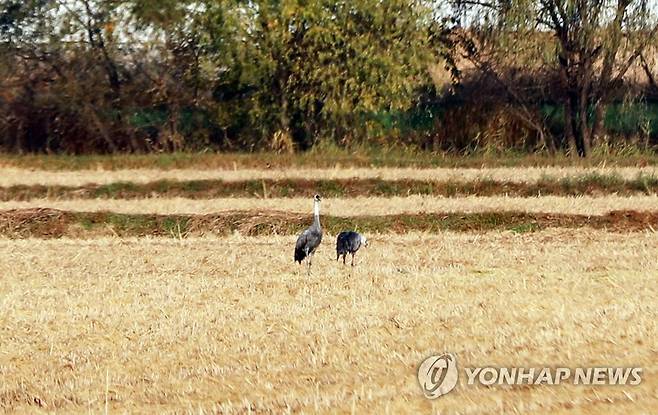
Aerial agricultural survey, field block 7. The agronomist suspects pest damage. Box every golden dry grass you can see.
[1,166,656,187]
[0,230,656,414]
[1,194,657,216]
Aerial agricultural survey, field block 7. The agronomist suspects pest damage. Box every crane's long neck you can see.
[313,200,321,229]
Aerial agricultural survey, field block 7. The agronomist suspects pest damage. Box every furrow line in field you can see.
[1,208,656,238]
[0,174,657,200]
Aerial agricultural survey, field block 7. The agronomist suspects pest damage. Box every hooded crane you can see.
[294,194,322,273]
[336,231,368,266]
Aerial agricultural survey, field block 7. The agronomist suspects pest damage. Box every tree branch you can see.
[640,53,658,92]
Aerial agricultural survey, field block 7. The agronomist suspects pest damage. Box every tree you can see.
[131,0,221,150]
[1,0,215,153]
[449,0,658,156]
[205,0,436,150]
[1,0,147,152]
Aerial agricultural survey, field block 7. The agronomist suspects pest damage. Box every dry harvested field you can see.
[1,166,657,187]
[0,161,657,413]
[0,194,657,216]
[0,195,658,217]
[0,232,657,413]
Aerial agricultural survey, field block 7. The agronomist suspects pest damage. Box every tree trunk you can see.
[565,87,592,158]
[280,93,291,135]
[167,102,182,152]
[591,103,606,145]
[85,104,119,153]
[578,96,591,157]
[564,96,578,156]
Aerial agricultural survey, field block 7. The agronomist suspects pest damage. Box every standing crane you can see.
[294,194,323,273]
[336,231,368,266]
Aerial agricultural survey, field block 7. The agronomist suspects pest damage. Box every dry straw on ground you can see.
[0,230,656,413]
[2,162,656,413]
[0,166,656,187]
[1,194,657,216]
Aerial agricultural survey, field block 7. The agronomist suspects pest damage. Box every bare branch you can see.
[608,22,658,91]
[640,53,657,92]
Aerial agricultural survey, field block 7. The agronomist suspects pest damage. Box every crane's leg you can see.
[351,253,356,267]
[307,253,313,275]
[342,254,346,265]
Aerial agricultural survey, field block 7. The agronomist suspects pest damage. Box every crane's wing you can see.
[337,231,361,252]
[295,227,322,263]
[347,232,362,252]
[294,230,309,263]
[336,231,349,252]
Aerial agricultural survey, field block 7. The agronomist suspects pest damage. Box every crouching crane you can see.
[294,194,323,273]
[336,231,368,266]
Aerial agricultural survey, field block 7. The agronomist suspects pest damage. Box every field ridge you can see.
[1,152,657,170]
[1,208,656,238]
[1,173,657,200]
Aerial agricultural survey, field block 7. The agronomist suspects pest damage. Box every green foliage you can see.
[0,0,656,154]
[200,0,435,149]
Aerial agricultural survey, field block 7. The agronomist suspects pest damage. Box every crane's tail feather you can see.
[294,248,306,263]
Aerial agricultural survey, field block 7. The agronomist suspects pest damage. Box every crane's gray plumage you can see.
[294,194,323,272]
[336,231,368,266]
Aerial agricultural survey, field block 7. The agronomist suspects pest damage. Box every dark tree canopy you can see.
[0,0,656,155]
